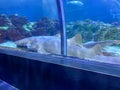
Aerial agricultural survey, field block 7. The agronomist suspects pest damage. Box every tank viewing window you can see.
[1,0,120,65]
[63,0,120,64]
[0,0,63,55]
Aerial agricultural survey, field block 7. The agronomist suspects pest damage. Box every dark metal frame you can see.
[56,0,67,56]
[0,47,120,77]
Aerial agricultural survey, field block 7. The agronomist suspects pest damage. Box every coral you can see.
[9,14,29,27]
[104,27,120,40]
[6,25,32,41]
[0,14,11,26]
[0,14,62,42]
[31,27,49,36]
[23,22,35,32]
[0,14,61,42]
[66,20,101,42]
[111,21,120,26]
[16,26,32,37]
[0,26,9,30]
[66,19,120,42]
[6,28,26,41]
[32,17,60,36]
[0,29,7,43]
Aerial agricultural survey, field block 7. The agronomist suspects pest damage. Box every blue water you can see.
[0,0,120,22]
[0,0,58,21]
[64,0,119,23]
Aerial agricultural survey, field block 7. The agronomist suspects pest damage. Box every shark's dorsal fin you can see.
[69,33,82,46]
[54,33,60,37]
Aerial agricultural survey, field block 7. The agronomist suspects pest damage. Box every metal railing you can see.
[56,0,67,56]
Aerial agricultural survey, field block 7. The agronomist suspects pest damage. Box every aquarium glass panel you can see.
[0,0,62,55]
[64,0,120,64]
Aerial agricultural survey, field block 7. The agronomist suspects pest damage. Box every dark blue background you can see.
[0,0,58,21]
[64,0,115,23]
[0,0,118,23]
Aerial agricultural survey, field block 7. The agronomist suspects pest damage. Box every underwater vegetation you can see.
[0,14,120,45]
[32,18,60,36]
[0,14,60,43]
[0,14,120,44]
[67,19,120,42]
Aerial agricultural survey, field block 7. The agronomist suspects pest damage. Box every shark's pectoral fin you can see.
[85,44,102,59]
[37,48,50,54]
[37,44,50,54]
[89,44,102,55]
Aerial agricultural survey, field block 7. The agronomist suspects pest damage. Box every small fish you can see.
[67,0,84,6]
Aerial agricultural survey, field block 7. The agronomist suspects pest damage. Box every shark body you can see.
[15,34,101,59]
[15,34,120,61]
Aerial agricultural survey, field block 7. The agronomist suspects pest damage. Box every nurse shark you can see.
[15,34,102,59]
[15,34,120,60]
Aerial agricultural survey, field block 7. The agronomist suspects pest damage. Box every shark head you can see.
[15,37,38,51]
[15,38,29,48]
